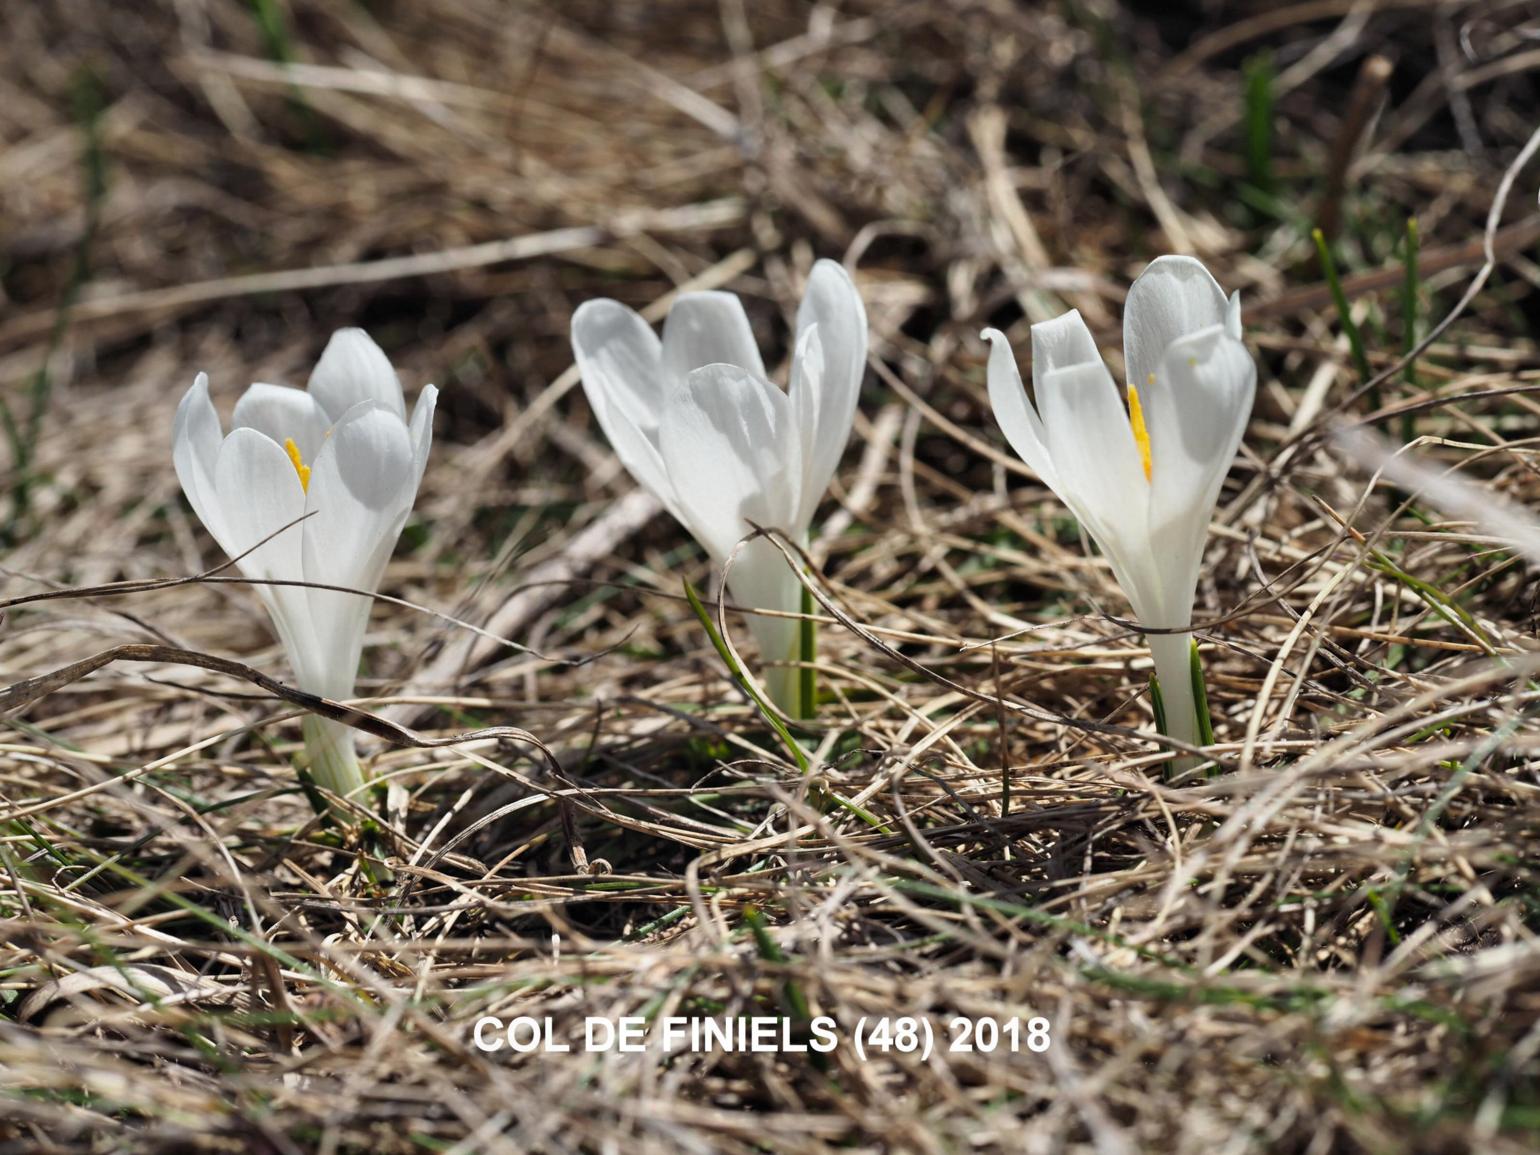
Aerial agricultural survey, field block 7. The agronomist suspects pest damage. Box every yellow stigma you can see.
[283,437,311,492]
[1128,374,1153,483]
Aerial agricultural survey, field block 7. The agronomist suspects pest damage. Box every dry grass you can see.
[3,1,1540,1151]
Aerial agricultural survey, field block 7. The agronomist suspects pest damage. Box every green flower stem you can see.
[301,713,366,806]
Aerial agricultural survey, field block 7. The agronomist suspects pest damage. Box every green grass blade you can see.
[684,579,809,773]
[248,0,327,150]
[1243,52,1275,195]
[1312,227,1377,408]
[1365,549,1493,650]
[1149,670,1173,779]
[742,905,811,1021]
[1189,640,1216,748]
[798,581,817,722]
[684,580,889,830]
[3,70,105,542]
[1399,216,1421,442]
[1149,672,1169,737]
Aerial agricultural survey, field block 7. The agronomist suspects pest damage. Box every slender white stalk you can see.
[764,654,803,721]
[301,714,365,801]
[1148,631,1199,749]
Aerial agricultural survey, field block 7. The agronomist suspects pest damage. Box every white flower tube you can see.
[984,256,1256,749]
[571,260,868,717]
[172,329,437,801]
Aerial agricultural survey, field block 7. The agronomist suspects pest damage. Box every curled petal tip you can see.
[1029,308,1087,340]
[661,291,766,382]
[409,383,438,470]
[1138,253,1212,279]
[176,372,215,420]
[810,257,855,285]
[310,327,404,422]
[571,297,624,329]
[325,325,378,348]
[315,327,389,372]
[175,370,221,437]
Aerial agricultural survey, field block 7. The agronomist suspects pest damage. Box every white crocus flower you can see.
[983,256,1255,749]
[571,260,868,717]
[172,329,437,801]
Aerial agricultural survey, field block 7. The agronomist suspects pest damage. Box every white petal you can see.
[982,327,1057,488]
[1144,326,1255,513]
[1034,358,1162,621]
[790,261,866,529]
[210,427,306,579]
[571,299,681,514]
[786,325,845,531]
[1030,308,1100,380]
[232,382,332,463]
[303,402,416,589]
[172,373,227,545]
[1123,256,1229,395]
[795,260,867,387]
[211,427,319,685]
[1139,324,1255,626]
[657,364,801,564]
[307,328,405,423]
[660,291,766,386]
[572,299,667,432]
[1225,290,1244,340]
[408,384,438,487]
[1030,312,1135,511]
[300,403,415,698]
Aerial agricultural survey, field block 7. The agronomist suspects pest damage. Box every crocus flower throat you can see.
[284,438,312,491]
[1128,377,1153,483]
